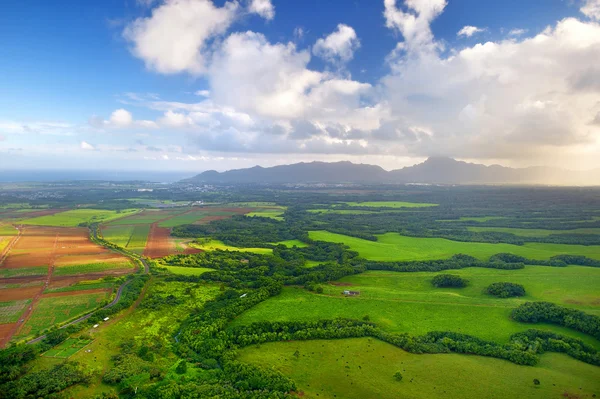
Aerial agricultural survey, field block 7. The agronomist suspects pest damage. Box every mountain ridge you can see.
[184,157,600,186]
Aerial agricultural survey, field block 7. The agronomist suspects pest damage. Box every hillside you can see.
[185,157,600,185]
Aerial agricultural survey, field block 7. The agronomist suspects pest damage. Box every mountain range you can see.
[184,157,600,186]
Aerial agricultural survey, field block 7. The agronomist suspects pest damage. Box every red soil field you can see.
[143,224,174,258]
[0,324,17,347]
[2,253,51,269]
[0,286,41,301]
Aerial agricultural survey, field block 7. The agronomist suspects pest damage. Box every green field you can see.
[246,206,287,221]
[101,225,134,247]
[161,266,214,276]
[190,239,273,254]
[0,237,10,253]
[308,209,380,215]
[19,209,139,227]
[274,239,308,248]
[238,338,600,399]
[106,209,184,226]
[43,338,92,358]
[339,201,438,208]
[0,300,31,323]
[0,266,47,279]
[14,292,108,340]
[44,281,115,294]
[101,224,149,253]
[158,210,209,228]
[231,267,600,347]
[309,231,600,261]
[53,260,134,276]
[0,223,17,235]
[468,226,600,237]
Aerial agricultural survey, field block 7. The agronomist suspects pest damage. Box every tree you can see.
[533,378,540,386]
[431,274,468,288]
[175,360,187,374]
[394,371,403,381]
[293,350,300,359]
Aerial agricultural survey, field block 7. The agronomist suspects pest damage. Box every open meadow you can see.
[238,338,600,399]
[309,230,600,261]
[231,266,600,347]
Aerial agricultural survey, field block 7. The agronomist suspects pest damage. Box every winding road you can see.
[25,228,150,345]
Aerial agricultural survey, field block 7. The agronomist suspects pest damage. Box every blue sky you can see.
[1,0,599,172]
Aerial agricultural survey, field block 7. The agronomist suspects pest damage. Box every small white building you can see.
[93,324,99,328]
[103,317,109,321]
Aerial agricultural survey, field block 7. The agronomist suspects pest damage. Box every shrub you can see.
[394,371,403,381]
[431,274,468,288]
[485,282,526,298]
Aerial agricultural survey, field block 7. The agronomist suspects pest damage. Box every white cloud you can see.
[80,141,95,150]
[91,109,158,129]
[109,109,133,127]
[457,26,485,37]
[508,28,527,37]
[313,24,360,64]
[383,0,447,54]
[293,27,304,40]
[248,0,275,20]
[123,0,239,75]
[195,90,210,97]
[0,134,5,141]
[382,17,600,162]
[581,0,600,20]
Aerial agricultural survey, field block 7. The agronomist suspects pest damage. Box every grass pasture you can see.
[14,292,108,339]
[0,223,17,235]
[0,300,31,323]
[106,209,184,226]
[43,338,92,358]
[246,206,287,221]
[309,231,600,261]
[274,239,308,248]
[158,210,209,228]
[467,226,600,237]
[190,239,273,254]
[238,339,600,399]
[102,224,150,253]
[19,209,139,227]
[231,266,600,347]
[53,260,134,276]
[339,201,438,208]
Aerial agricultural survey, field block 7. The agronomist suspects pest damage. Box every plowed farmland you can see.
[0,225,134,346]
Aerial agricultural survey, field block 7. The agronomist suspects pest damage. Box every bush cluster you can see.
[485,282,526,298]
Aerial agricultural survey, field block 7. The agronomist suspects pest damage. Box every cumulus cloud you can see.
[123,0,239,75]
[457,25,485,37]
[248,0,275,20]
[382,16,600,161]
[383,0,447,53]
[101,0,600,169]
[313,24,360,64]
[91,109,158,129]
[581,0,600,20]
[80,141,95,150]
